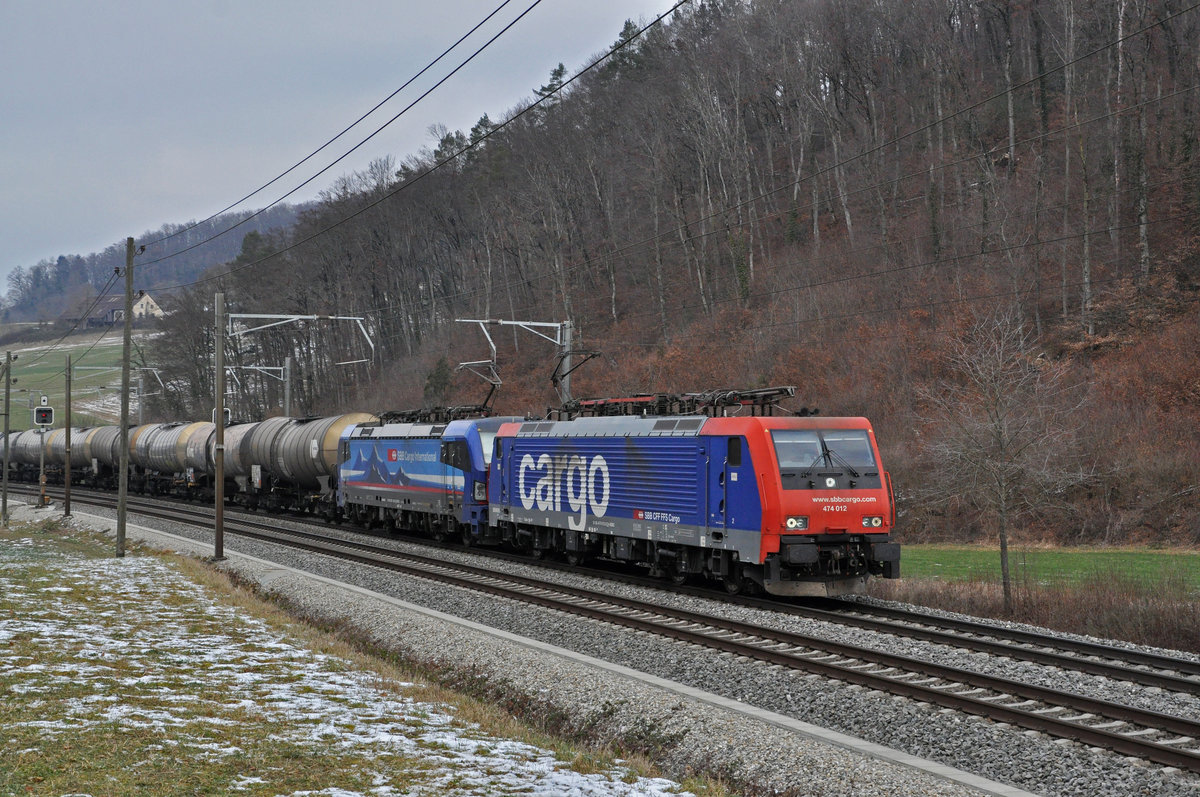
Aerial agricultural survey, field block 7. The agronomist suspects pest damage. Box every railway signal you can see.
[32,398,53,507]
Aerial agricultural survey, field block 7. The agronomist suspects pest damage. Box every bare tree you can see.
[919,307,1089,614]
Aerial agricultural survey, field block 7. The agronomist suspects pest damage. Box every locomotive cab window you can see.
[726,437,742,467]
[772,429,881,490]
[441,440,470,470]
[480,431,500,464]
[821,431,877,470]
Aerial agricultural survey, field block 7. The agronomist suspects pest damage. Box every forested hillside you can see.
[150,0,1199,545]
[2,204,300,323]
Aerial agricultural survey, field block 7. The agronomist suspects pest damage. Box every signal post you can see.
[34,397,53,507]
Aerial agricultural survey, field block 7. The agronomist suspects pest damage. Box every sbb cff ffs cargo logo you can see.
[517,453,610,531]
[387,449,399,462]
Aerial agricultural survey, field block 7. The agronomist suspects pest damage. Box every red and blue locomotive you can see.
[485,404,898,596]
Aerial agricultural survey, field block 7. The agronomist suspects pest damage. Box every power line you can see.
[137,0,552,271]
[147,0,693,288]
[138,0,522,252]
[16,271,122,372]
[272,25,1200,327]
[124,1,1197,402]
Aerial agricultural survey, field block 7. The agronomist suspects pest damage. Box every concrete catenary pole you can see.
[2,351,12,527]
[117,237,133,558]
[283,355,293,417]
[64,354,71,517]
[214,292,225,560]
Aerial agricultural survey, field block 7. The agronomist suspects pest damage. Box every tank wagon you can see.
[81,426,123,486]
[125,421,219,495]
[47,428,90,469]
[231,413,376,511]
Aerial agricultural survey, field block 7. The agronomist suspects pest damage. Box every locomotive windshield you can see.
[480,431,498,464]
[772,429,880,489]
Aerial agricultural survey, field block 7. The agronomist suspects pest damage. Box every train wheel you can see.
[565,552,584,567]
[670,564,689,586]
[722,572,745,595]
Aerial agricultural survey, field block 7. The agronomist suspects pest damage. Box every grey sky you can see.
[1,0,678,287]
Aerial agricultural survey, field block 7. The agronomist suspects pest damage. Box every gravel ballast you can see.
[42,501,1200,797]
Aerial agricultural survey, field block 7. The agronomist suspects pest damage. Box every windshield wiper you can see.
[800,454,824,478]
[819,439,860,478]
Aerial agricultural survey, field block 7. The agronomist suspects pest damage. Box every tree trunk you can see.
[1080,137,1094,335]
[1136,92,1151,282]
[999,495,1014,616]
[831,133,855,246]
[1060,0,1076,319]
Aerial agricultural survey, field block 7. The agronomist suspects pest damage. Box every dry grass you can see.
[2,521,728,797]
[869,567,1200,653]
[171,555,722,790]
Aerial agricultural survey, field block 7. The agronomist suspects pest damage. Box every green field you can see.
[1,331,141,431]
[901,544,1200,592]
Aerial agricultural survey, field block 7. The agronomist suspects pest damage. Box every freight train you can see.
[1,389,899,597]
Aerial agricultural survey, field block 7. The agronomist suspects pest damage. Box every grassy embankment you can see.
[869,545,1200,653]
[1,330,130,430]
[0,520,724,797]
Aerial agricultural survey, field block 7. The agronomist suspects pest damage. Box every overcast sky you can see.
[0,0,679,287]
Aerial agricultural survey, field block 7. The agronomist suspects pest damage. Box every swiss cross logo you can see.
[633,510,644,520]
[387,449,398,462]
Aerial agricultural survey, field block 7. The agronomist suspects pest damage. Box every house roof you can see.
[59,294,156,322]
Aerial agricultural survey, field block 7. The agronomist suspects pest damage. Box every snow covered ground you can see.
[0,529,691,796]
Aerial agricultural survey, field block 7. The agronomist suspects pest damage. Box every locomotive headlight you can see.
[785,515,809,530]
[861,516,883,528]
[474,483,487,502]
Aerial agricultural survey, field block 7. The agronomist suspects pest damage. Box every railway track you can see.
[819,598,1200,691]
[31,486,1200,774]
[494,541,1200,696]
[32,484,1200,693]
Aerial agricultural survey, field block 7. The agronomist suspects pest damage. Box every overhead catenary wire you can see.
[146,0,694,288]
[138,0,522,252]
[151,0,1195,337]
[137,0,553,271]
